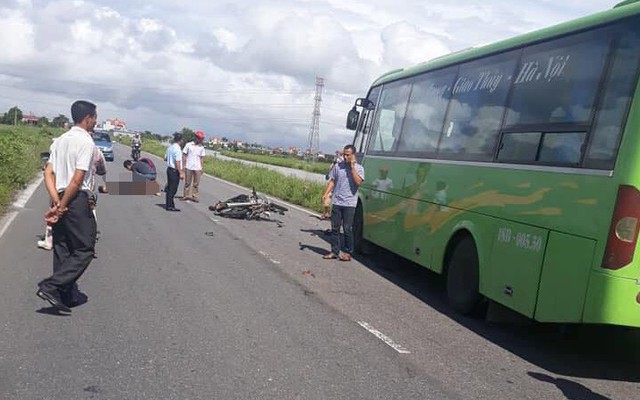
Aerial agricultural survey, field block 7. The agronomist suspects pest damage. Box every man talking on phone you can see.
[322,144,364,262]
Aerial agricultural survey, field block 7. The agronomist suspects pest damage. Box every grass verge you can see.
[142,140,325,213]
[219,150,331,175]
[0,125,62,215]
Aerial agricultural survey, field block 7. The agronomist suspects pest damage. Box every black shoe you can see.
[62,292,88,308]
[166,207,181,212]
[37,289,71,312]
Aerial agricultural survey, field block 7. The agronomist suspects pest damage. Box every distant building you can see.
[21,114,39,125]
[103,118,127,131]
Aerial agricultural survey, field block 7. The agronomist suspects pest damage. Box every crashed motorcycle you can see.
[209,187,288,220]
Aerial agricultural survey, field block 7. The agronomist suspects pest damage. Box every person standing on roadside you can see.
[322,144,364,262]
[36,100,99,312]
[181,130,206,202]
[164,133,184,211]
[38,144,106,252]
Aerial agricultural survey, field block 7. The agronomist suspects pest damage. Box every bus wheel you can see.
[446,237,482,315]
[353,205,374,255]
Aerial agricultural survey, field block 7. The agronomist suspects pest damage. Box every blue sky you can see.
[0,0,622,152]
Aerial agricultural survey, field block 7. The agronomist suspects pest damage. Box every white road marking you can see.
[259,250,281,265]
[0,211,19,240]
[0,176,44,239]
[14,177,43,208]
[357,321,411,354]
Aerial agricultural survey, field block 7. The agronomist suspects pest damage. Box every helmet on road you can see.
[195,131,205,141]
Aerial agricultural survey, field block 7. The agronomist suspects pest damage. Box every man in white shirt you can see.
[164,133,184,211]
[181,130,206,202]
[37,100,99,313]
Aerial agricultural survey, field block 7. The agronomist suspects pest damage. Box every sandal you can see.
[339,253,352,262]
[323,253,337,259]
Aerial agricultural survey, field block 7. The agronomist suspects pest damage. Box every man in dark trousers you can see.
[321,144,364,262]
[164,133,184,211]
[37,100,99,312]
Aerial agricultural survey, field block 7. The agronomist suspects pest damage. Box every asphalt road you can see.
[1,144,639,400]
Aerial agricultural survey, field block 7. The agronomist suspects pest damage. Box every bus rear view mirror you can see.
[355,98,375,110]
[346,107,360,130]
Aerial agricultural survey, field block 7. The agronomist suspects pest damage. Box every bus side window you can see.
[497,132,541,163]
[439,52,517,160]
[396,68,456,154]
[374,109,398,152]
[356,86,381,154]
[369,82,411,154]
[585,28,640,169]
[504,30,610,127]
[539,132,586,165]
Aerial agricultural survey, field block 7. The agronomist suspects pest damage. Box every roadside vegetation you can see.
[140,140,325,212]
[0,111,325,216]
[0,125,325,216]
[0,125,63,214]
[219,150,331,175]
[115,135,167,158]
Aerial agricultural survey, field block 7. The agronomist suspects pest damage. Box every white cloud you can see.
[0,9,35,62]
[380,21,450,68]
[0,0,624,152]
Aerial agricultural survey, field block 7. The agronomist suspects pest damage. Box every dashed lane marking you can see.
[357,321,411,354]
[259,250,281,265]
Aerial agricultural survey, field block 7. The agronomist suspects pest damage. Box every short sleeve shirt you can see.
[183,141,206,170]
[329,161,364,208]
[165,143,182,169]
[48,126,96,192]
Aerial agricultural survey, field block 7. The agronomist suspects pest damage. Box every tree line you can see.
[1,106,69,128]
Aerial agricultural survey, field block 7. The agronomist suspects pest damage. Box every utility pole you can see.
[306,77,324,161]
[13,106,17,126]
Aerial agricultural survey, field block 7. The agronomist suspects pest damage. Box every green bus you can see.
[346,0,640,327]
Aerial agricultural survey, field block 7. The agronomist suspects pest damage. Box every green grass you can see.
[142,140,169,158]
[202,158,324,211]
[0,125,63,214]
[219,150,332,175]
[143,140,325,212]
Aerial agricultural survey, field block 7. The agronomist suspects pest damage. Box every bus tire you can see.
[353,205,375,255]
[446,236,482,315]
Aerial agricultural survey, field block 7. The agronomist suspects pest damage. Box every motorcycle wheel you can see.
[218,207,250,219]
